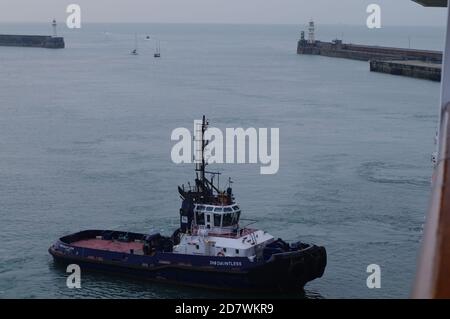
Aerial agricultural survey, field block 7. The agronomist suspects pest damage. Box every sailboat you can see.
[131,33,138,55]
[154,40,161,58]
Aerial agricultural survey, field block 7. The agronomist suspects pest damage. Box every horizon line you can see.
[0,21,446,28]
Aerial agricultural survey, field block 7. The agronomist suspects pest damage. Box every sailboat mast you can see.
[135,33,138,51]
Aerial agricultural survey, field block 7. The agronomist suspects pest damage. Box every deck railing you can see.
[413,104,450,298]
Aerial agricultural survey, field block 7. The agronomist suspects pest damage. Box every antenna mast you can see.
[195,115,208,182]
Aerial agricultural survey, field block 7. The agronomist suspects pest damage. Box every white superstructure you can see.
[173,203,275,260]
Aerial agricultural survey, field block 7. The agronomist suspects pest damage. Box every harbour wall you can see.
[0,34,65,49]
[297,40,442,81]
[297,40,442,62]
[369,60,441,82]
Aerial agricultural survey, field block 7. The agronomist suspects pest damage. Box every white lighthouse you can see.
[308,19,315,44]
[52,19,57,37]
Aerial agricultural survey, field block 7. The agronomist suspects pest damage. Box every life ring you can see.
[217,251,225,257]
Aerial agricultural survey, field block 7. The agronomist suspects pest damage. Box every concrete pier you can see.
[0,34,65,49]
[297,39,442,81]
[297,40,442,62]
[370,59,441,81]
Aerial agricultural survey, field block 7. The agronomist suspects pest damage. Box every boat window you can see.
[232,211,241,224]
[222,213,234,227]
[224,207,233,212]
[206,214,211,223]
[214,214,222,227]
[206,206,214,212]
[197,205,205,211]
[214,207,223,212]
[196,212,205,225]
[232,205,240,211]
[235,249,239,254]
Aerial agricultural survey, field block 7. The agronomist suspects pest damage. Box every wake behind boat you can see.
[49,116,326,292]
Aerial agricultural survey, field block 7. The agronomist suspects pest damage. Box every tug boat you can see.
[49,116,327,292]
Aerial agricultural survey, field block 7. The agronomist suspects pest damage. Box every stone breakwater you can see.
[0,34,64,49]
[297,39,442,81]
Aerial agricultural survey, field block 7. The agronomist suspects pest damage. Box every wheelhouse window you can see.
[196,212,205,225]
[214,207,223,212]
[232,211,241,224]
[222,213,234,227]
[206,206,214,212]
[224,207,233,212]
[214,214,222,227]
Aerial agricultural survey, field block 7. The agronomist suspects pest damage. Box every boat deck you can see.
[72,238,144,254]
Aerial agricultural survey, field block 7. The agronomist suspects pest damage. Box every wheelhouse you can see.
[193,204,241,231]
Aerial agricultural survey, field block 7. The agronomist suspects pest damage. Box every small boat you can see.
[49,116,326,292]
[131,33,138,55]
[154,40,161,58]
[145,35,151,40]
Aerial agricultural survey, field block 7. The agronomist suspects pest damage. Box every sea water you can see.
[0,23,444,298]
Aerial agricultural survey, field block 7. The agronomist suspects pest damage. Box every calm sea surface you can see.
[0,23,444,298]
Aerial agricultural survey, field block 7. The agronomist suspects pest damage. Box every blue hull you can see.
[49,230,326,292]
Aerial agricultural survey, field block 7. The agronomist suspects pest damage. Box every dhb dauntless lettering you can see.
[210,260,242,266]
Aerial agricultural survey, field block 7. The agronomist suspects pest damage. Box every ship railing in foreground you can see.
[413,103,450,298]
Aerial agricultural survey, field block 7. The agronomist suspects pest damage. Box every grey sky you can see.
[0,0,447,26]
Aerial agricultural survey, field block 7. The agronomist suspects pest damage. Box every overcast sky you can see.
[0,0,447,26]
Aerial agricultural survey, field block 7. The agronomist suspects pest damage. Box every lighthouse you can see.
[308,19,315,44]
[52,19,57,37]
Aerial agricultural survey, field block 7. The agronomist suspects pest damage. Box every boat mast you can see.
[196,115,208,183]
[134,33,138,52]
